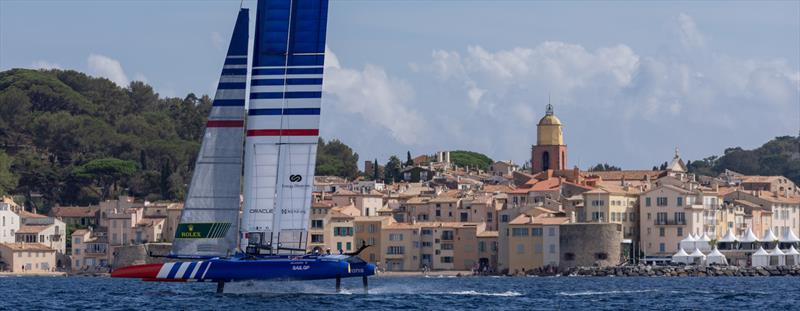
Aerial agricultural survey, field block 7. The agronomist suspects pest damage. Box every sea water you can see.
[1,275,798,310]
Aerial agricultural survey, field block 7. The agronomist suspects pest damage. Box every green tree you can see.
[384,156,402,182]
[406,151,413,166]
[0,151,17,195]
[589,163,621,171]
[315,138,359,179]
[449,150,493,171]
[74,158,138,200]
[373,158,379,181]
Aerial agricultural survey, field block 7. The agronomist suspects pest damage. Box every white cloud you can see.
[211,31,225,50]
[31,60,62,70]
[677,13,706,50]
[323,48,428,145]
[87,54,129,87]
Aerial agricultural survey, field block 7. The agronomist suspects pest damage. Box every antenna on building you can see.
[546,92,554,116]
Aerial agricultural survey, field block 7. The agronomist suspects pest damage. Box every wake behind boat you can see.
[111,0,376,293]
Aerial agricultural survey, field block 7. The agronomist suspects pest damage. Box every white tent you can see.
[672,248,690,264]
[719,228,737,250]
[785,246,800,266]
[751,247,770,267]
[770,245,786,266]
[780,230,800,243]
[740,228,759,249]
[680,234,697,251]
[706,247,727,265]
[697,233,712,251]
[762,229,779,243]
[688,248,706,265]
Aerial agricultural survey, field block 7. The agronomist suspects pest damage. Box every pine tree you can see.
[373,158,379,181]
[406,151,413,166]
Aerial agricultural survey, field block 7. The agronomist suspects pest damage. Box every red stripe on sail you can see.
[207,120,244,128]
[246,129,319,136]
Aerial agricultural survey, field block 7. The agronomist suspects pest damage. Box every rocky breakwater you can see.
[562,265,800,277]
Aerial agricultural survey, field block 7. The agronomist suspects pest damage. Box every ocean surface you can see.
[2,275,799,310]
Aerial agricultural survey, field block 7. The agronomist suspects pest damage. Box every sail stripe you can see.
[250,91,322,99]
[166,263,183,279]
[246,129,319,136]
[252,68,323,75]
[251,78,323,86]
[213,99,246,107]
[206,120,244,128]
[217,82,247,89]
[181,262,198,279]
[248,108,320,116]
[224,58,248,65]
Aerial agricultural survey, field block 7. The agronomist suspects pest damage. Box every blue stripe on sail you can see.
[222,68,247,75]
[252,68,323,75]
[250,92,322,99]
[224,58,248,65]
[213,99,246,107]
[166,263,182,279]
[182,262,197,279]
[251,78,323,86]
[248,108,320,115]
[217,82,246,89]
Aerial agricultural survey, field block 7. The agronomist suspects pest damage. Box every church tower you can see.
[531,104,567,174]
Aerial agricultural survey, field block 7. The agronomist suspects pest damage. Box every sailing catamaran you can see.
[111,0,376,293]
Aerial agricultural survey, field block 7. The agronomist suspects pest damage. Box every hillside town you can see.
[1,105,798,276]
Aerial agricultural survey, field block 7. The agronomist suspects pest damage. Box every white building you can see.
[0,202,20,244]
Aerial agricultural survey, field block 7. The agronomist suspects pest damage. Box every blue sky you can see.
[2,0,799,170]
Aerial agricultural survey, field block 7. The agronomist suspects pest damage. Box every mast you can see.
[241,0,329,254]
[170,8,249,257]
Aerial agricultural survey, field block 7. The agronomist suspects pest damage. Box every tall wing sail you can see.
[241,0,328,253]
[170,8,249,257]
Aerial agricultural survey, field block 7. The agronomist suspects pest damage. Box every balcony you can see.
[654,219,686,226]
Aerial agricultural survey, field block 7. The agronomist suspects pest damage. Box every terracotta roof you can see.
[16,225,51,234]
[583,170,664,181]
[509,214,570,225]
[311,200,335,208]
[71,229,90,236]
[18,210,47,219]
[0,243,55,251]
[52,206,100,218]
[333,189,358,196]
[734,200,761,209]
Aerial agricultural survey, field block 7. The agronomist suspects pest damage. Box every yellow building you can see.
[0,243,56,273]
[506,212,569,274]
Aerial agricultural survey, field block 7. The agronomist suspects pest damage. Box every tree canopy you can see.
[314,137,359,180]
[449,150,493,171]
[687,136,800,184]
[588,163,622,171]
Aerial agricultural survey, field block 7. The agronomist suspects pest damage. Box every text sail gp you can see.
[111,0,375,293]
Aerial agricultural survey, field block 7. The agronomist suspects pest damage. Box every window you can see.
[460,212,468,222]
[622,213,627,222]
[387,246,405,254]
[441,243,454,250]
[441,231,454,240]
[675,212,685,224]
[337,242,342,251]
[645,197,651,207]
[548,227,555,236]
[511,228,529,236]
[659,243,666,253]
[656,197,668,206]
[422,241,432,247]
[421,229,432,235]
[657,212,668,224]
[677,227,683,237]
[435,210,441,217]
[440,256,453,263]
[532,228,543,236]
[677,197,683,206]
[501,215,509,223]
[659,227,665,237]
[346,242,352,251]
[333,227,353,236]
[311,234,324,243]
[479,241,486,252]
[311,220,323,228]
[389,233,404,241]
[75,249,80,255]
[74,237,81,244]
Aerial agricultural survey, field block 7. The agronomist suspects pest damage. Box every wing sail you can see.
[241,0,329,253]
[170,8,250,257]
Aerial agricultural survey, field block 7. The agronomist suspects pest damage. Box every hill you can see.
[687,135,800,184]
[449,150,493,171]
[0,68,360,212]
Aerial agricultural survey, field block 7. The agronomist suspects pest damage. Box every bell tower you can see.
[531,104,567,174]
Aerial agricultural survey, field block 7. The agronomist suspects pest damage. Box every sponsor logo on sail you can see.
[175,223,231,239]
[289,174,302,182]
[249,208,274,213]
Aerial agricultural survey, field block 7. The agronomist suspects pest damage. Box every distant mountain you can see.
[686,135,800,184]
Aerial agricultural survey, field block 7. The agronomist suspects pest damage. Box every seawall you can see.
[560,265,800,277]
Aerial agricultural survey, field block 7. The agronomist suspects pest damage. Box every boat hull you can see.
[111,256,375,282]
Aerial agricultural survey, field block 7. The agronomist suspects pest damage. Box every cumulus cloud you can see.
[87,54,129,86]
[677,13,706,50]
[31,60,62,70]
[323,48,428,145]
